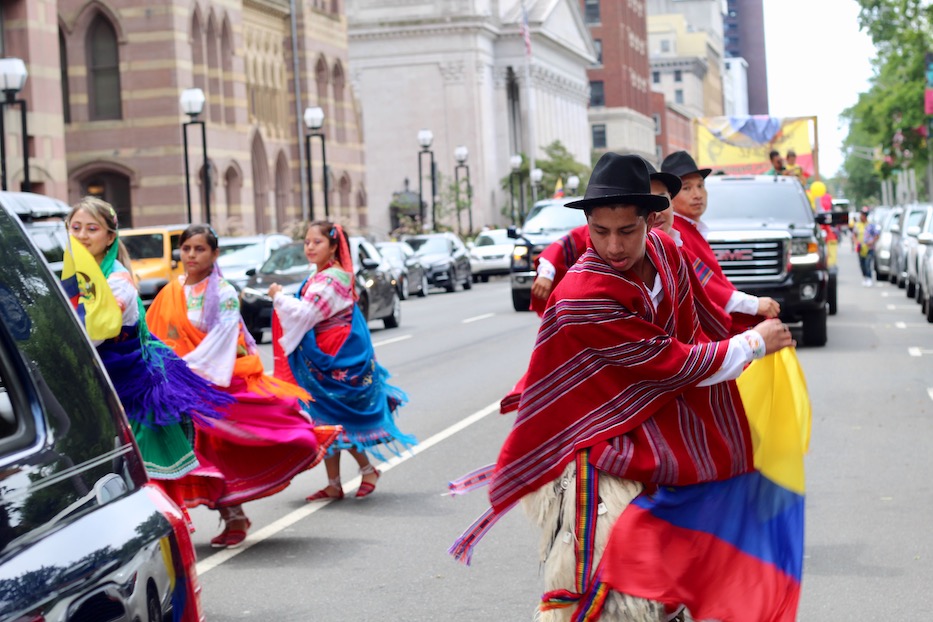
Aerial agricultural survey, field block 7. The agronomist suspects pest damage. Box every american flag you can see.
[519,2,532,57]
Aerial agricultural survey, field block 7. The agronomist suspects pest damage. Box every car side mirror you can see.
[918,232,933,245]
[908,225,922,237]
[171,249,181,261]
[361,257,380,270]
[890,223,901,234]
[507,226,520,239]
[246,268,256,276]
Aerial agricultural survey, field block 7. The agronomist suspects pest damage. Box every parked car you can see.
[120,224,188,305]
[874,206,902,281]
[905,205,933,299]
[218,233,293,291]
[507,197,586,311]
[5,191,72,276]
[404,232,473,292]
[917,228,933,321]
[703,175,846,347]
[468,228,513,282]
[0,202,203,621]
[240,236,401,341]
[889,204,928,288]
[375,240,429,299]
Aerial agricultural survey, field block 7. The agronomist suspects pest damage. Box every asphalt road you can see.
[190,245,933,620]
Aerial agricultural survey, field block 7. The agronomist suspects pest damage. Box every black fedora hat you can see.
[644,160,681,199]
[565,153,671,212]
[661,150,712,179]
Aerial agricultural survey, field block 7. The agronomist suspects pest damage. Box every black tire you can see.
[417,274,429,297]
[802,307,828,347]
[463,270,472,290]
[445,269,457,293]
[907,279,916,298]
[399,275,409,300]
[481,275,489,283]
[827,273,838,316]
[927,295,933,323]
[383,294,401,329]
[147,585,161,622]
[472,274,479,283]
[357,293,370,321]
[917,282,925,304]
[512,289,531,312]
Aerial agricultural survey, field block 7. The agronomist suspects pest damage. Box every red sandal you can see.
[356,464,380,499]
[306,478,344,502]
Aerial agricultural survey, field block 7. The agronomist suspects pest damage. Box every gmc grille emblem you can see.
[715,248,754,261]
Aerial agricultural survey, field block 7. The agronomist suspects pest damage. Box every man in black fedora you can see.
[662,150,781,335]
[483,152,793,620]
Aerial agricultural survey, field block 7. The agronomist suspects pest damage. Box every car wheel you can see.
[399,275,409,300]
[827,272,838,316]
[357,293,370,321]
[418,274,429,297]
[463,270,472,290]
[147,585,161,622]
[472,274,479,283]
[927,294,933,323]
[512,289,531,312]
[907,279,916,298]
[917,281,925,304]
[801,307,828,347]
[383,293,401,329]
[481,275,489,283]
[445,269,457,293]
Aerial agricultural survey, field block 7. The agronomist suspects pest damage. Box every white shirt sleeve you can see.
[536,257,556,280]
[274,277,354,356]
[697,329,766,386]
[183,283,240,387]
[725,290,760,315]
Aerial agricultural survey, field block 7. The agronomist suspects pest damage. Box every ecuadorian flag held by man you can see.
[589,348,809,622]
[61,235,122,341]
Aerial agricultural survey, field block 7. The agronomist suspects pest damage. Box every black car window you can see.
[122,234,165,259]
[22,222,68,265]
[260,244,307,274]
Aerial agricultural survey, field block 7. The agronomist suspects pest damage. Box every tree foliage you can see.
[497,140,591,224]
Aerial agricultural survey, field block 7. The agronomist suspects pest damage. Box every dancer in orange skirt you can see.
[147,224,339,548]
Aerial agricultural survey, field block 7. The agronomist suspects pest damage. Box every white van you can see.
[5,191,71,275]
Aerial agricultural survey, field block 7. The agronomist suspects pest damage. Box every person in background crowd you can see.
[784,149,808,186]
[147,224,340,548]
[64,197,233,528]
[765,149,785,176]
[854,208,880,287]
[270,221,416,501]
[662,150,781,334]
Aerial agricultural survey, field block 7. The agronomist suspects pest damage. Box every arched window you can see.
[251,132,270,234]
[224,165,243,233]
[83,172,132,227]
[87,15,122,120]
[274,152,290,231]
[59,29,71,124]
[332,61,346,143]
[206,15,220,121]
[191,12,206,98]
[222,19,235,124]
[337,173,351,222]
[314,56,329,136]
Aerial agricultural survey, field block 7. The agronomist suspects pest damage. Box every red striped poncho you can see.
[673,214,759,334]
[490,231,753,513]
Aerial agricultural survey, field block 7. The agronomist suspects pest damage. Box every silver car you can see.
[217,233,293,291]
[874,206,902,281]
[889,204,928,288]
[906,205,933,299]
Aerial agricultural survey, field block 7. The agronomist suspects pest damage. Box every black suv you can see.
[507,197,586,311]
[704,175,846,346]
[0,203,203,620]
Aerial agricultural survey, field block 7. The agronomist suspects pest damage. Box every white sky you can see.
[762,0,877,177]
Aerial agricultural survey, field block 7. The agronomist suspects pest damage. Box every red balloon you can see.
[820,194,833,211]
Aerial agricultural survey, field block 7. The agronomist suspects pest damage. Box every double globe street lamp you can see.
[454,145,472,235]
[509,154,524,225]
[417,129,436,231]
[567,174,580,196]
[304,106,329,220]
[180,88,210,224]
[0,58,30,192]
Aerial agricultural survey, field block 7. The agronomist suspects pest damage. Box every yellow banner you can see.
[695,116,816,177]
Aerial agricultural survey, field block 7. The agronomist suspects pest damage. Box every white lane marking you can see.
[463,313,495,324]
[196,400,501,576]
[909,347,923,357]
[881,292,890,297]
[896,321,907,329]
[928,388,933,403]
[372,334,412,347]
[887,304,896,310]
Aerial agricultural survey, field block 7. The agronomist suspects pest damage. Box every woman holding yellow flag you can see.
[146,224,339,548]
[63,197,234,524]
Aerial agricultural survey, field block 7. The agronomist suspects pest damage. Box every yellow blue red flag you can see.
[553,177,564,198]
[585,348,809,622]
[61,235,122,341]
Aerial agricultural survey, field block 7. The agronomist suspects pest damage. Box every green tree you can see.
[497,141,591,224]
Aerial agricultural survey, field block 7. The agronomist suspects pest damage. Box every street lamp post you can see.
[417,129,435,231]
[304,106,329,220]
[180,88,210,225]
[567,174,580,197]
[0,58,30,192]
[454,145,471,236]
[509,154,523,225]
[530,167,543,203]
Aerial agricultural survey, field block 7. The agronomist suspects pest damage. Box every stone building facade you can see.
[3,0,367,235]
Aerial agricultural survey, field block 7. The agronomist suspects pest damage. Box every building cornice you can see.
[349,18,499,42]
[244,0,290,18]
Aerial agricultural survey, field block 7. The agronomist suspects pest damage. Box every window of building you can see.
[652,114,661,135]
[674,70,682,83]
[84,172,132,227]
[87,15,122,121]
[592,124,607,149]
[674,89,684,104]
[585,0,600,24]
[59,30,70,124]
[589,81,605,107]
[660,39,670,53]
[593,39,602,65]
[652,71,660,84]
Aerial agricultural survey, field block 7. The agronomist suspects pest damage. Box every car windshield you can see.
[522,205,587,233]
[378,245,404,263]
[475,230,510,246]
[705,182,813,222]
[408,237,448,255]
[23,222,67,264]
[260,244,308,274]
[122,234,165,259]
[218,242,263,266]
